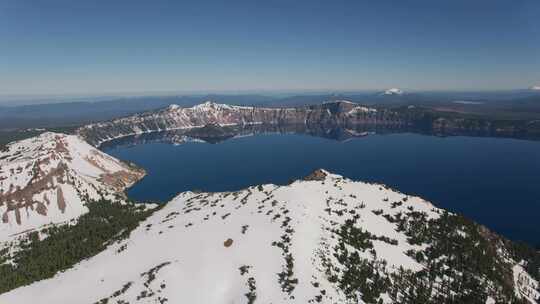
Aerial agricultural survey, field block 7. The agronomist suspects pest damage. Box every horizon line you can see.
[1,86,539,101]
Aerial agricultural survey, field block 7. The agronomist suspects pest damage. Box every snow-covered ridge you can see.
[189,100,253,111]
[0,132,144,241]
[77,101,396,147]
[323,100,378,114]
[348,105,378,114]
[1,170,537,303]
[530,86,540,91]
[322,99,355,105]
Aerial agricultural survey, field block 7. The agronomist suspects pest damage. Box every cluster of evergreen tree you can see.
[325,210,538,303]
[391,211,526,303]
[0,199,159,294]
[508,240,540,283]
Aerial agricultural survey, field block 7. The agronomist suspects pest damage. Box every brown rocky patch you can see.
[53,136,69,154]
[43,193,50,205]
[57,187,66,213]
[0,162,70,220]
[303,169,328,181]
[15,208,21,225]
[223,238,233,247]
[100,170,145,191]
[85,155,109,173]
[35,201,48,216]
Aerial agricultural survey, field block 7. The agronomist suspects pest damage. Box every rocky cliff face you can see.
[394,106,540,140]
[0,132,145,241]
[77,101,406,146]
[1,170,537,303]
[78,101,540,147]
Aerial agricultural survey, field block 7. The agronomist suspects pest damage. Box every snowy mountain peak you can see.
[2,170,537,303]
[0,132,144,241]
[382,88,404,95]
[191,101,235,111]
[165,101,236,113]
[530,85,540,91]
[167,104,180,111]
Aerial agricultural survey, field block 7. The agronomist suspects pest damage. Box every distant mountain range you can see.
[1,90,540,130]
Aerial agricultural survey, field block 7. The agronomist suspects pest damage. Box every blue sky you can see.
[1,0,539,95]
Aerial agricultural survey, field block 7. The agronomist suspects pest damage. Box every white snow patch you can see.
[382,88,404,95]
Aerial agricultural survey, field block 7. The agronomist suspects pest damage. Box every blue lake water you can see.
[103,132,540,245]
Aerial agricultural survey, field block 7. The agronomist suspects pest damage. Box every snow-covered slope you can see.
[2,170,537,303]
[530,86,540,91]
[0,132,144,241]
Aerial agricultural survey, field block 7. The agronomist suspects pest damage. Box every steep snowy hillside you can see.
[77,101,403,146]
[1,170,537,304]
[0,132,144,241]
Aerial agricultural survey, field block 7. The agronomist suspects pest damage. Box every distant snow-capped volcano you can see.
[382,88,404,95]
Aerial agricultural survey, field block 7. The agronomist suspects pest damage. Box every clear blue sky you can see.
[1,0,539,95]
